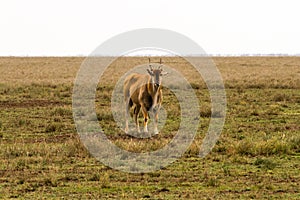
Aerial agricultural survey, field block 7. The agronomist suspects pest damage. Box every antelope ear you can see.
[147,69,154,76]
[160,71,169,76]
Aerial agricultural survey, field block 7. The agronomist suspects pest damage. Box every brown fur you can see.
[124,70,163,134]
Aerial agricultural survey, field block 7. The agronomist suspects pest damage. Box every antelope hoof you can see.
[124,127,129,134]
[154,129,159,135]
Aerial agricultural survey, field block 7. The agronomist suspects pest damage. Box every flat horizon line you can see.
[1,53,300,58]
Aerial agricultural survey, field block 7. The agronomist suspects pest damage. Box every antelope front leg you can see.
[141,105,149,133]
[124,99,130,133]
[134,105,141,133]
[153,110,159,135]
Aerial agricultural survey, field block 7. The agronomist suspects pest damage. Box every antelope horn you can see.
[148,58,153,70]
[158,58,163,70]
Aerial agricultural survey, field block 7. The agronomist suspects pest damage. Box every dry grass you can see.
[215,56,300,89]
[0,57,82,85]
[0,56,299,199]
[1,56,299,89]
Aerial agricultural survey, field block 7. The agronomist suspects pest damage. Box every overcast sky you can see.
[0,0,299,56]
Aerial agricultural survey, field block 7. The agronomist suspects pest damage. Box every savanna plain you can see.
[0,56,299,199]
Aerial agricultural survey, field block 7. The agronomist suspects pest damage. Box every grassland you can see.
[0,56,299,199]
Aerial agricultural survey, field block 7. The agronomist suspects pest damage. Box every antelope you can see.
[123,58,167,135]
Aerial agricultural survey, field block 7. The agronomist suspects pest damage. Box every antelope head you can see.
[147,58,168,90]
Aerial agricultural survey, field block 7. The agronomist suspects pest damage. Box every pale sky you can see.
[0,0,299,56]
